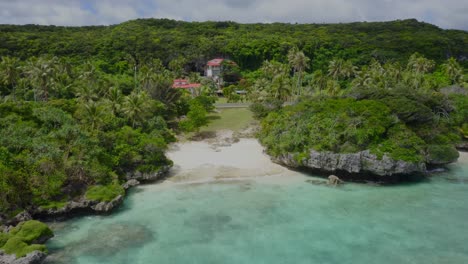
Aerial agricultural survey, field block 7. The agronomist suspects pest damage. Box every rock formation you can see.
[273,149,427,179]
[125,165,171,182]
[0,250,46,264]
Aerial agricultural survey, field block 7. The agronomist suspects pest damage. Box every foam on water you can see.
[45,141,468,264]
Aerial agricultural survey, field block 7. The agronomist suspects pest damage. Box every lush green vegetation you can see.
[85,184,125,202]
[0,55,215,218]
[255,52,466,164]
[201,108,254,133]
[0,220,52,258]
[0,19,466,72]
[0,18,467,217]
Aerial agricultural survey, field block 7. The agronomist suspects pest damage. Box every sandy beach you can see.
[164,130,309,186]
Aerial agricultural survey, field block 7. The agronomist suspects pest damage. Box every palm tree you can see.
[341,60,357,79]
[261,60,289,79]
[25,56,59,101]
[105,86,124,115]
[325,80,341,97]
[78,101,108,131]
[74,84,99,103]
[442,57,463,85]
[168,56,187,78]
[328,58,345,80]
[121,91,152,128]
[271,74,292,101]
[309,70,328,97]
[0,56,21,98]
[407,53,435,74]
[288,48,310,98]
[142,72,181,106]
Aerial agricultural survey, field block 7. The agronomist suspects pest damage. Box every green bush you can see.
[9,220,53,244]
[39,200,67,210]
[85,184,125,202]
[1,237,47,258]
[259,98,396,156]
[370,124,425,162]
[0,232,10,247]
[0,220,52,258]
[426,144,460,164]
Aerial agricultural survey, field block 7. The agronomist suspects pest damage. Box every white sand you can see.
[164,138,307,185]
[458,151,468,165]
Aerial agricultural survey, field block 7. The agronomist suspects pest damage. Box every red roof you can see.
[207,58,224,66]
[172,79,201,89]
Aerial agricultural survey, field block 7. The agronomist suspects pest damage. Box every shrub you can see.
[1,237,47,258]
[0,232,10,247]
[85,184,125,202]
[9,220,53,244]
[426,144,460,164]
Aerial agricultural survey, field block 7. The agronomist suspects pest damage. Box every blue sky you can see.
[0,0,467,30]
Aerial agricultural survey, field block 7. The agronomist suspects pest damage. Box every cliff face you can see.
[273,150,427,177]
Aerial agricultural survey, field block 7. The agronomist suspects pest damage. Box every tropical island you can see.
[0,18,467,263]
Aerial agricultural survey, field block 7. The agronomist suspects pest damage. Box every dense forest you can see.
[0,18,467,258]
[0,18,467,73]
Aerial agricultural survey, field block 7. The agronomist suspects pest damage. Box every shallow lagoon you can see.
[45,140,468,264]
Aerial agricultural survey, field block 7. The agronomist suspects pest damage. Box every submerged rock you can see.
[273,149,427,179]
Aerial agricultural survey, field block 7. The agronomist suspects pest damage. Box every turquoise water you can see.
[45,156,468,264]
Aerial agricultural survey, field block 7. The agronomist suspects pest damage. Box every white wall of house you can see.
[206,65,222,78]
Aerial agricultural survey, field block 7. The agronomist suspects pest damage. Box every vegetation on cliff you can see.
[0,56,215,218]
[255,53,466,168]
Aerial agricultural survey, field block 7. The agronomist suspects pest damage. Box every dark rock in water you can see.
[428,167,447,173]
[444,177,468,184]
[273,150,427,179]
[125,165,171,182]
[70,223,155,258]
[328,175,344,185]
[305,179,328,186]
[0,250,46,264]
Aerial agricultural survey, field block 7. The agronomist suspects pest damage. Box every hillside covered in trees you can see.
[0,18,467,72]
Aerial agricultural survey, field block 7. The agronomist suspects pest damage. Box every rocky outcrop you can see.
[122,179,140,190]
[32,195,124,218]
[273,149,427,178]
[0,250,46,264]
[30,167,169,220]
[456,141,468,151]
[125,165,171,182]
[5,212,32,226]
[91,195,124,213]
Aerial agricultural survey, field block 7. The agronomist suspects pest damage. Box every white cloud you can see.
[0,0,466,30]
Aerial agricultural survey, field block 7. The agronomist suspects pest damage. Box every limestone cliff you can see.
[272,150,427,178]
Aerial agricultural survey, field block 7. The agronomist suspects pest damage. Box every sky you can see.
[0,0,467,30]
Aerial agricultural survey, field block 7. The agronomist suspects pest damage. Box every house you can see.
[172,79,201,96]
[205,58,225,78]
